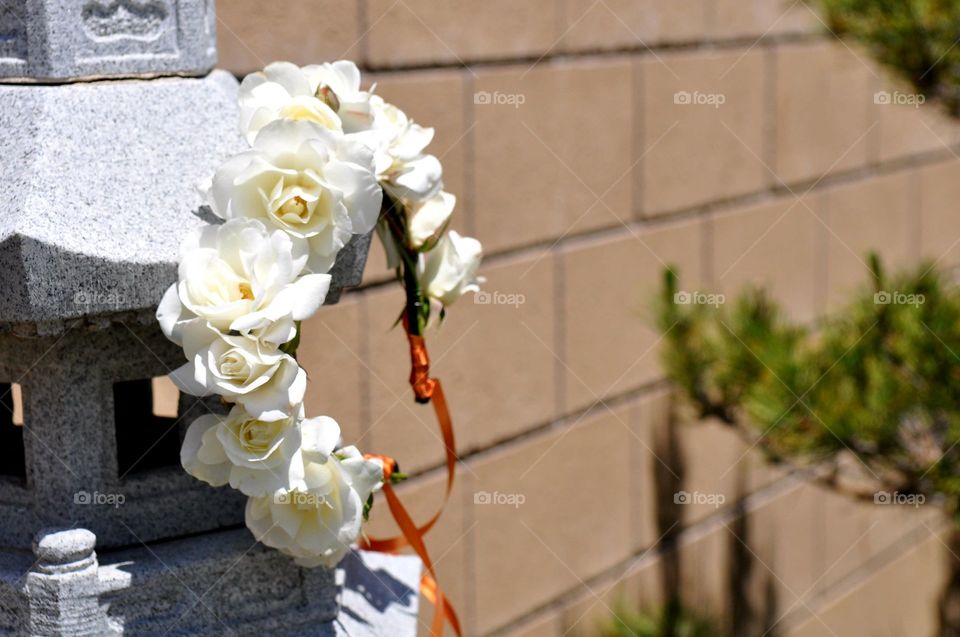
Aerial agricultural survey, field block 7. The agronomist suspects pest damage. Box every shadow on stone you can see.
[340,550,417,614]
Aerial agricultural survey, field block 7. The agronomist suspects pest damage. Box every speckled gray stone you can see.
[32,528,97,571]
[26,528,106,636]
[0,71,373,328]
[0,0,217,81]
[1,529,420,636]
[0,321,248,551]
[96,527,341,636]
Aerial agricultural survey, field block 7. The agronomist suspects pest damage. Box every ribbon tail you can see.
[359,320,462,636]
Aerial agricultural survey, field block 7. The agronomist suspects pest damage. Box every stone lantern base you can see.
[0,528,421,636]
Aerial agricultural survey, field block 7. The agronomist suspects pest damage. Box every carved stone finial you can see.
[26,528,106,636]
[0,0,217,82]
[32,528,98,573]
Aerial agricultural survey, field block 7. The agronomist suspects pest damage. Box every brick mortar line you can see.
[485,471,950,636]
[353,30,827,75]
[481,469,816,636]
[910,161,924,258]
[639,143,960,227]
[223,30,829,80]
[777,514,954,633]
[350,141,960,297]
[632,55,646,219]
[376,232,960,482]
[397,378,674,482]
[553,241,568,423]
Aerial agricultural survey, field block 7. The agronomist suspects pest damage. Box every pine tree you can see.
[657,254,960,635]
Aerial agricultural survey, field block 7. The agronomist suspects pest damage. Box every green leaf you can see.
[279,320,302,359]
[362,493,374,521]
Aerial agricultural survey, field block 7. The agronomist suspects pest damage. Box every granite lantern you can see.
[0,1,419,635]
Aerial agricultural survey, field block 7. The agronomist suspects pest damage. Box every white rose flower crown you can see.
[157,60,481,637]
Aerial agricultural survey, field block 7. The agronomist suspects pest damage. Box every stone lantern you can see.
[0,1,419,635]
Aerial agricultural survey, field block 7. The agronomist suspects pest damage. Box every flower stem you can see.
[380,191,425,337]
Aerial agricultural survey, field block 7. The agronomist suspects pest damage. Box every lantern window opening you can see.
[0,383,25,481]
[114,378,181,477]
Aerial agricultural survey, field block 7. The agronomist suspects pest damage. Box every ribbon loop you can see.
[360,320,462,637]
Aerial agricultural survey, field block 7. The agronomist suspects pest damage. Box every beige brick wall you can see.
[216,0,960,634]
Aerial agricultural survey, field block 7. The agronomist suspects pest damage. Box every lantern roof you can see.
[0,71,244,327]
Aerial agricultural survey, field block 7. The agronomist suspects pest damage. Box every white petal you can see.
[278,273,332,321]
[254,119,337,159]
[181,415,230,486]
[387,154,442,201]
[229,465,287,498]
[169,359,213,397]
[407,192,455,248]
[156,284,185,344]
[263,61,312,96]
[299,416,341,460]
[236,359,306,421]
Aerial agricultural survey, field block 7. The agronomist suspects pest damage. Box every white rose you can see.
[302,61,378,134]
[239,60,380,144]
[245,445,383,567]
[383,154,443,204]
[157,218,330,347]
[239,62,335,141]
[361,95,434,175]
[363,96,442,203]
[180,406,342,498]
[209,120,383,274]
[407,191,455,249]
[418,231,484,307]
[170,328,306,421]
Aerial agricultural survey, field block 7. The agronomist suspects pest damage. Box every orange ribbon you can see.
[359,319,461,637]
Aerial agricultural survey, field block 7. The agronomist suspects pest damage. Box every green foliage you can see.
[599,602,723,637]
[658,255,960,508]
[815,0,960,113]
[656,268,804,426]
